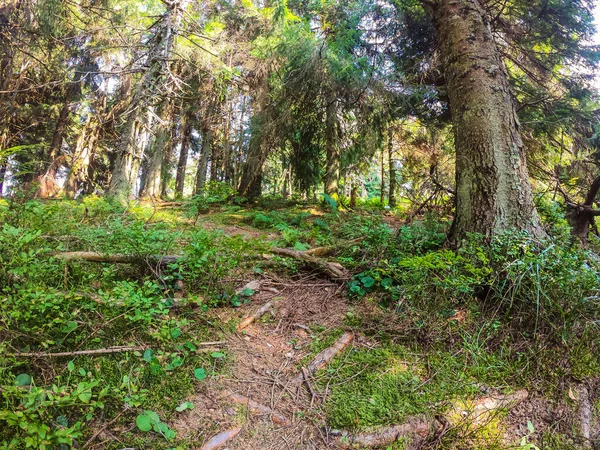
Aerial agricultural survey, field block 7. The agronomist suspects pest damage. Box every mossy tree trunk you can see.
[194,127,212,195]
[430,0,545,242]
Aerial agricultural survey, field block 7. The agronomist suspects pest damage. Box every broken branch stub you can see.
[199,427,242,450]
[226,391,289,425]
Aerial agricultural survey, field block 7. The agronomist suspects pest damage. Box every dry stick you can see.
[236,301,274,332]
[270,247,347,279]
[82,408,128,449]
[199,427,242,450]
[226,391,290,425]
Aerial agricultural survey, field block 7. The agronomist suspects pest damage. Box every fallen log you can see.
[293,332,354,382]
[226,391,290,425]
[236,301,275,332]
[334,390,529,448]
[53,251,181,266]
[271,247,347,279]
[200,427,242,450]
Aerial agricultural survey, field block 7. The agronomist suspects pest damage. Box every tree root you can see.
[199,427,242,450]
[293,332,354,383]
[304,238,362,257]
[225,391,290,425]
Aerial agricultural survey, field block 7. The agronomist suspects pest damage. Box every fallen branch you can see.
[236,301,274,332]
[226,391,289,425]
[271,247,347,279]
[294,332,354,382]
[10,346,145,358]
[53,251,181,266]
[10,341,225,358]
[200,427,242,450]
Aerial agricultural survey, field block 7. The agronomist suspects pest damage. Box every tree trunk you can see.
[380,142,385,205]
[388,129,397,208]
[160,118,180,198]
[324,93,340,200]
[566,175,600,246]
[141,98,174,199]
[194,128,212,195]
[431,0,544,241]
[175,113,192,197]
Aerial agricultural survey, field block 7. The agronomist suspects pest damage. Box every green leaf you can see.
[142,349,154,362]
[175,401,194,412]
[15,374,31,386]
[194,368,207,380]
[67,361,75,372]
[78,368,87,376]
[61,321,78,333]
[55,415,68,427]
[170,328,182,339]
[136,414,152,432]
[211,351,225,359]
[78,391,92,403]
[360,276,375,288]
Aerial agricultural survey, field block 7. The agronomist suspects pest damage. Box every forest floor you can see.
[0,197,598,450]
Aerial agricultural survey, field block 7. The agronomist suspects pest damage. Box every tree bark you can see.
[431,0,544,242]
[566,175,600,246]
[65,114,100,198]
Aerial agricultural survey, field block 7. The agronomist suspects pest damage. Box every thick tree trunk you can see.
[160,119,180,198]
[194,128,212,195]
[175,113,192,197]
[324,94,340,200]
[380,143,385,204]
[388,129,397,208]
[141,98,174,199]
[432,0,544,241]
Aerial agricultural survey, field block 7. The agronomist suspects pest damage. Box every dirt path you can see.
[173,276,352,449]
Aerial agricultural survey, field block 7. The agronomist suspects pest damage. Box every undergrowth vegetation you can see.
[0,195,598,449]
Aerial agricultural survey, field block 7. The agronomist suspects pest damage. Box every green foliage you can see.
[185,182,239,219]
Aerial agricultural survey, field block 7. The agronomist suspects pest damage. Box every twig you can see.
[301,367,318,407]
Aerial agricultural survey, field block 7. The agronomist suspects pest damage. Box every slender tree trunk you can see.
[175,113,192,197]
[324,93,340,199]
[380,143,385,205]
[566,175,600,246]
[388,129,397,208]
[350,184,357,208]
[431,0,544,241]
[160,118,179,198]
[141,98,174,199]
[194,128,212,195]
